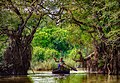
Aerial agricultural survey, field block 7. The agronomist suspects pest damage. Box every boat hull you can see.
[52,68,70,74]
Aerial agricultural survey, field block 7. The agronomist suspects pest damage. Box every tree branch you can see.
[84,52,95,60]
[18,0,42,35]
[7,0,24,25]
[66,7,108,41]
[28,14,44,43]
[18,11,33,35]
[22,14,44,54]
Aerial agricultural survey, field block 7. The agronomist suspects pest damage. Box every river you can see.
[0,71,119,83]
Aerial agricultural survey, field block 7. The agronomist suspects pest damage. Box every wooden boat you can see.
[52,67,70,74]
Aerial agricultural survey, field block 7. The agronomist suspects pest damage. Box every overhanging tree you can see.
[62,0,120,74]
[0,0,66,75]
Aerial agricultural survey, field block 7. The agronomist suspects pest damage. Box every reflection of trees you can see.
[0,76,32,83]
[56,74,87,83]
[85,74,120,83]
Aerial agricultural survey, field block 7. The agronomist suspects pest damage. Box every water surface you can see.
[0,71,119,83]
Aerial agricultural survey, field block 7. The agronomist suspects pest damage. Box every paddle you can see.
[64,63,77,71]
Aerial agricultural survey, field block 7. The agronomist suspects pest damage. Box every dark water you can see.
[0,73,120,83]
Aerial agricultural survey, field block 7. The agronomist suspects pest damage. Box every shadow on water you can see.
[0,73,120,83]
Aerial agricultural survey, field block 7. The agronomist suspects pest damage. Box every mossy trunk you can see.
[1,36,32,75]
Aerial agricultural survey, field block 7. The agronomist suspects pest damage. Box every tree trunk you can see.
[2,36,32,75]
[96,38,120,75]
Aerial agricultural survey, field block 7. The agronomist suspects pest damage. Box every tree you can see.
[62,0,120,74]
[0,0,65,75]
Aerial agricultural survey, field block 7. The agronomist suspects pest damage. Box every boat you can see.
[52,67,70,74]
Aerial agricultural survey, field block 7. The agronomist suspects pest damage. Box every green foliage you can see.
[0,10,20,30]
[31,25,94,68]
[32,47,60,62]
[0,35,8,62]
[32,27,73,52]
[107,29,120,41]
[68,0,119,39]
[67,48,78,59]
[32,27,76,67]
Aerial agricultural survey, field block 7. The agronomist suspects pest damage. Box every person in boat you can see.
[54,57,65,70]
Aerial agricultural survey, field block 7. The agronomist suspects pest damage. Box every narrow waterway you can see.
[0,71,119,83]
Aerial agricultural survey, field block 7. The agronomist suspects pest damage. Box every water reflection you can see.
[54,74,87,83]
[0,73,120,83]
[0,76,32,83]
[29,73,120,83]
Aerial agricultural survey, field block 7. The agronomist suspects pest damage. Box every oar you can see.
[64,64,77,71]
